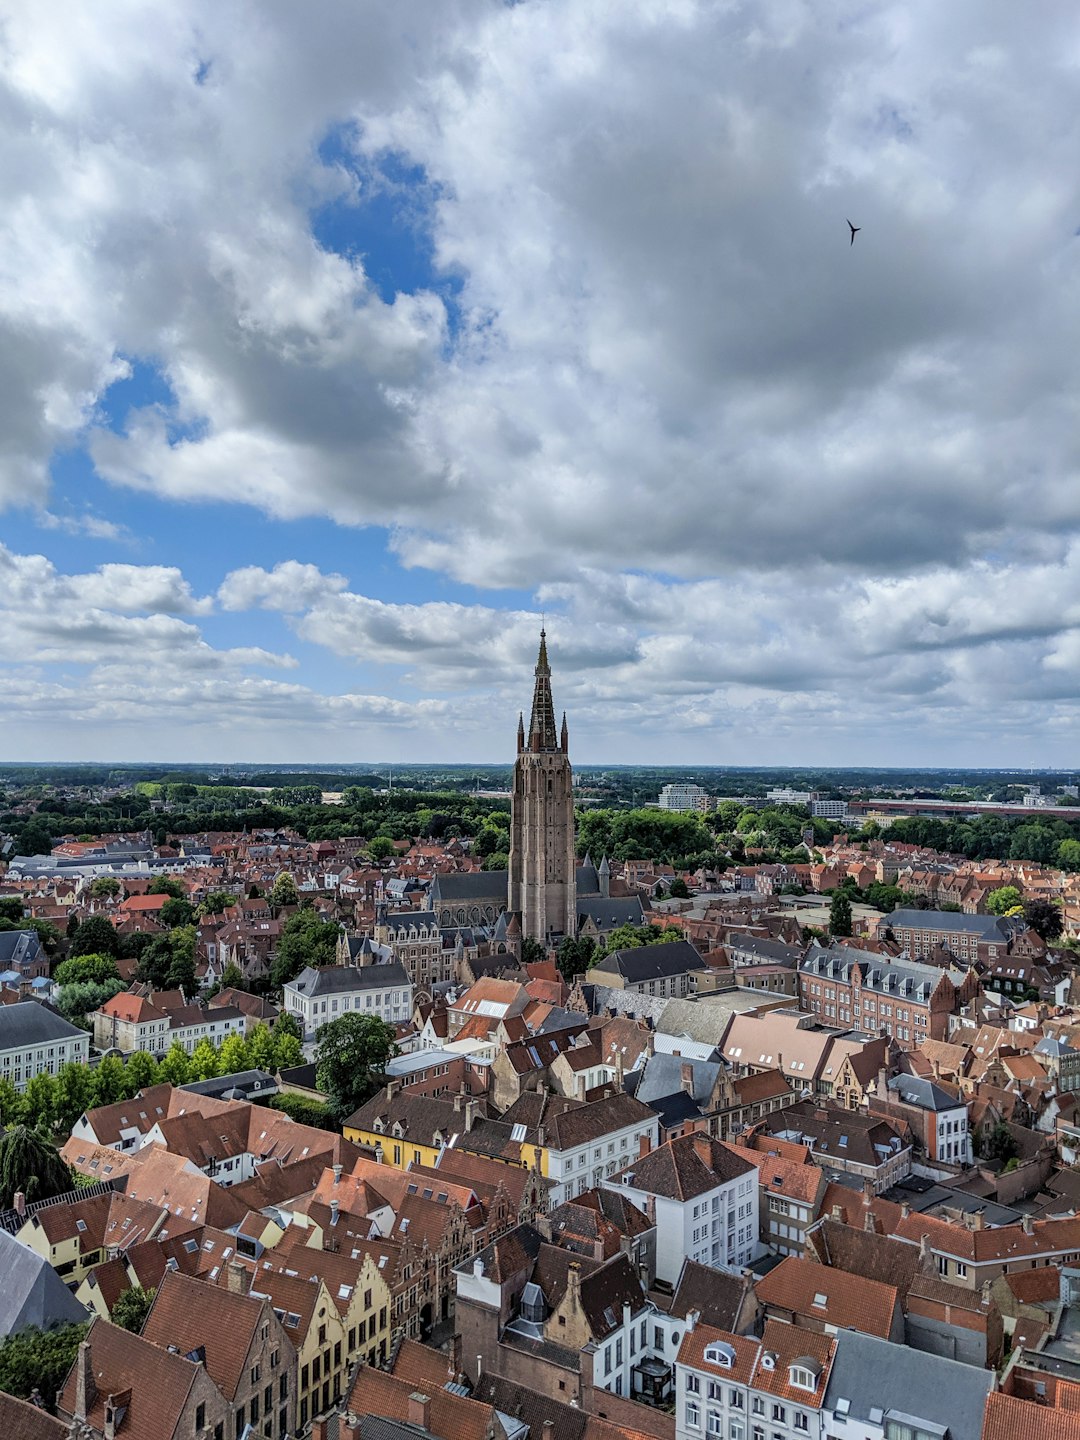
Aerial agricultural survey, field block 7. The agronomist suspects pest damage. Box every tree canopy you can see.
[0,1125,75,1209]
[316,1013,398,1122]
[270,908,340,988]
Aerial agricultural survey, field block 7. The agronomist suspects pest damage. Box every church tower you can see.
[508,630,577,943]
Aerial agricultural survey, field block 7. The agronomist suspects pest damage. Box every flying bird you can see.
[847,219,861,246]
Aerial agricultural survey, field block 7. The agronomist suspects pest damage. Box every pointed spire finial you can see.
[528,628,557,750]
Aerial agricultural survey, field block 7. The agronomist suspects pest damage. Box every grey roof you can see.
[180,1069,277,1099]
[1036,1035,1077,1057]
[591,939,707,985]
[287,961,411,996]
[429,871,507,902]
[0,1001,87,1052]
[887,1073,961,1112]
[379,908,441,936]
[727,935,803,967]
[635,1053,724,1106]
[884,909,1012,938]
[0,1229,89,1337]
[578,983,669,1024]
[0,931,42,966]
[576,861,600,895]
[823,1330,992,1440]
[576,896,646,931]
[657,996,755,1045]
[801,943,947,1001]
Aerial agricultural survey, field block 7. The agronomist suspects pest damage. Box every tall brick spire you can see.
[528,629,559,753]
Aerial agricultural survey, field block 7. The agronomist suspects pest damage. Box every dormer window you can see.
[789,1361,820,1392]
[704,1341,736,1369]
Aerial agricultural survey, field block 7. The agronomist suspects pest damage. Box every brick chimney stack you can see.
[408,1393,431,1430]
[74,1339,96,1421]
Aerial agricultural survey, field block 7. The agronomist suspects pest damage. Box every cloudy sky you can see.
[2,0,1079,766]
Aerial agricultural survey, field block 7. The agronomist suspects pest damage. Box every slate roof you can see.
[591,939,707,986]
[634,1053,724,1106]
[0,1001,87,1051]
[886,909,1014,938]
[823,1328,993,1440]
[576,897,647,931]
[429,871,508,902]
[0,931,42,965]
[288,961,411,996]
[887,1073,963,1112]
[0,1229,89,1336]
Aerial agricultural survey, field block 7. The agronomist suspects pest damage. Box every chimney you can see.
[692,1133,713,1168]
[981,1280,993,1307]
[1022,1214,1034,1235]
[374,1143,384,1165]
[447,1332,462,1379]
[74,1340,95,1421]
[900,1201,911,1220]
[877,1067,888,1097]
[862,1178,874,1203]
[638,1132,651,1160]
[567,1262,582,1312]
[543,1422,556,1440]
[226,1260,250,1295]
[454,1091,464,1113]
[830,1204,843,1221]
[408,1394,431,1430]
[863,1208,877,1234]
[465,1099,479,1132]
[681,1062,694,1096]
[918,1234,932,1268]
[577,1075,587,1101]
[330,1199,340,1226]
[13,1191,25,1218]
[333,1163,343,1184]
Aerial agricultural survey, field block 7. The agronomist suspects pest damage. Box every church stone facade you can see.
[508,631,578,942]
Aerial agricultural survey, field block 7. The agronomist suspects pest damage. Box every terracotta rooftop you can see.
[755,1254,899,1339]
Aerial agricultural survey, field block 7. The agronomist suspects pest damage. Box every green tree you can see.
[270,873,299,908]
[0,897,23,923]
[669,876,690,899]
[979,1122,1019,1165]
[160,896,195,929]
[1024,898,1064,942]
[124,1051,160,1093]
[217,1033,250,1076]
[269,1093,334,1129]
[829,891,853,938]
[0,1076,27,1128]
[92,1054,128,1107]
[22,1073,59,1135]
[1059,839,1080,873]
[56,978,126,1026]
[53,954,120,988]
[593,923,676,958]
[69,915,120,958]
[0,1322,88,1406]
[0,1125,74,1208]
[90,877,122,900]
[148,877,185,899]
[111,1286,156,1334]
[556,934,596,981]
[218,962,247,992]
[270,909,340,988]
[55,1063,96,1132]
[316,1013,398,1122]
[247,1023,276,1073]
[273,1010,303,1044]
[520,937,546,966]
[199,890,236,916]
[367,836,395,862]
[159,1041,191,1086]
[188,1039,220,1082]
[987,885,1023,916]
[271,1031,304,1072]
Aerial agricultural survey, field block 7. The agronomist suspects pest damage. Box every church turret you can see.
[509,629,577,943]
[599,854,610,899]
[517,711,525,755]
